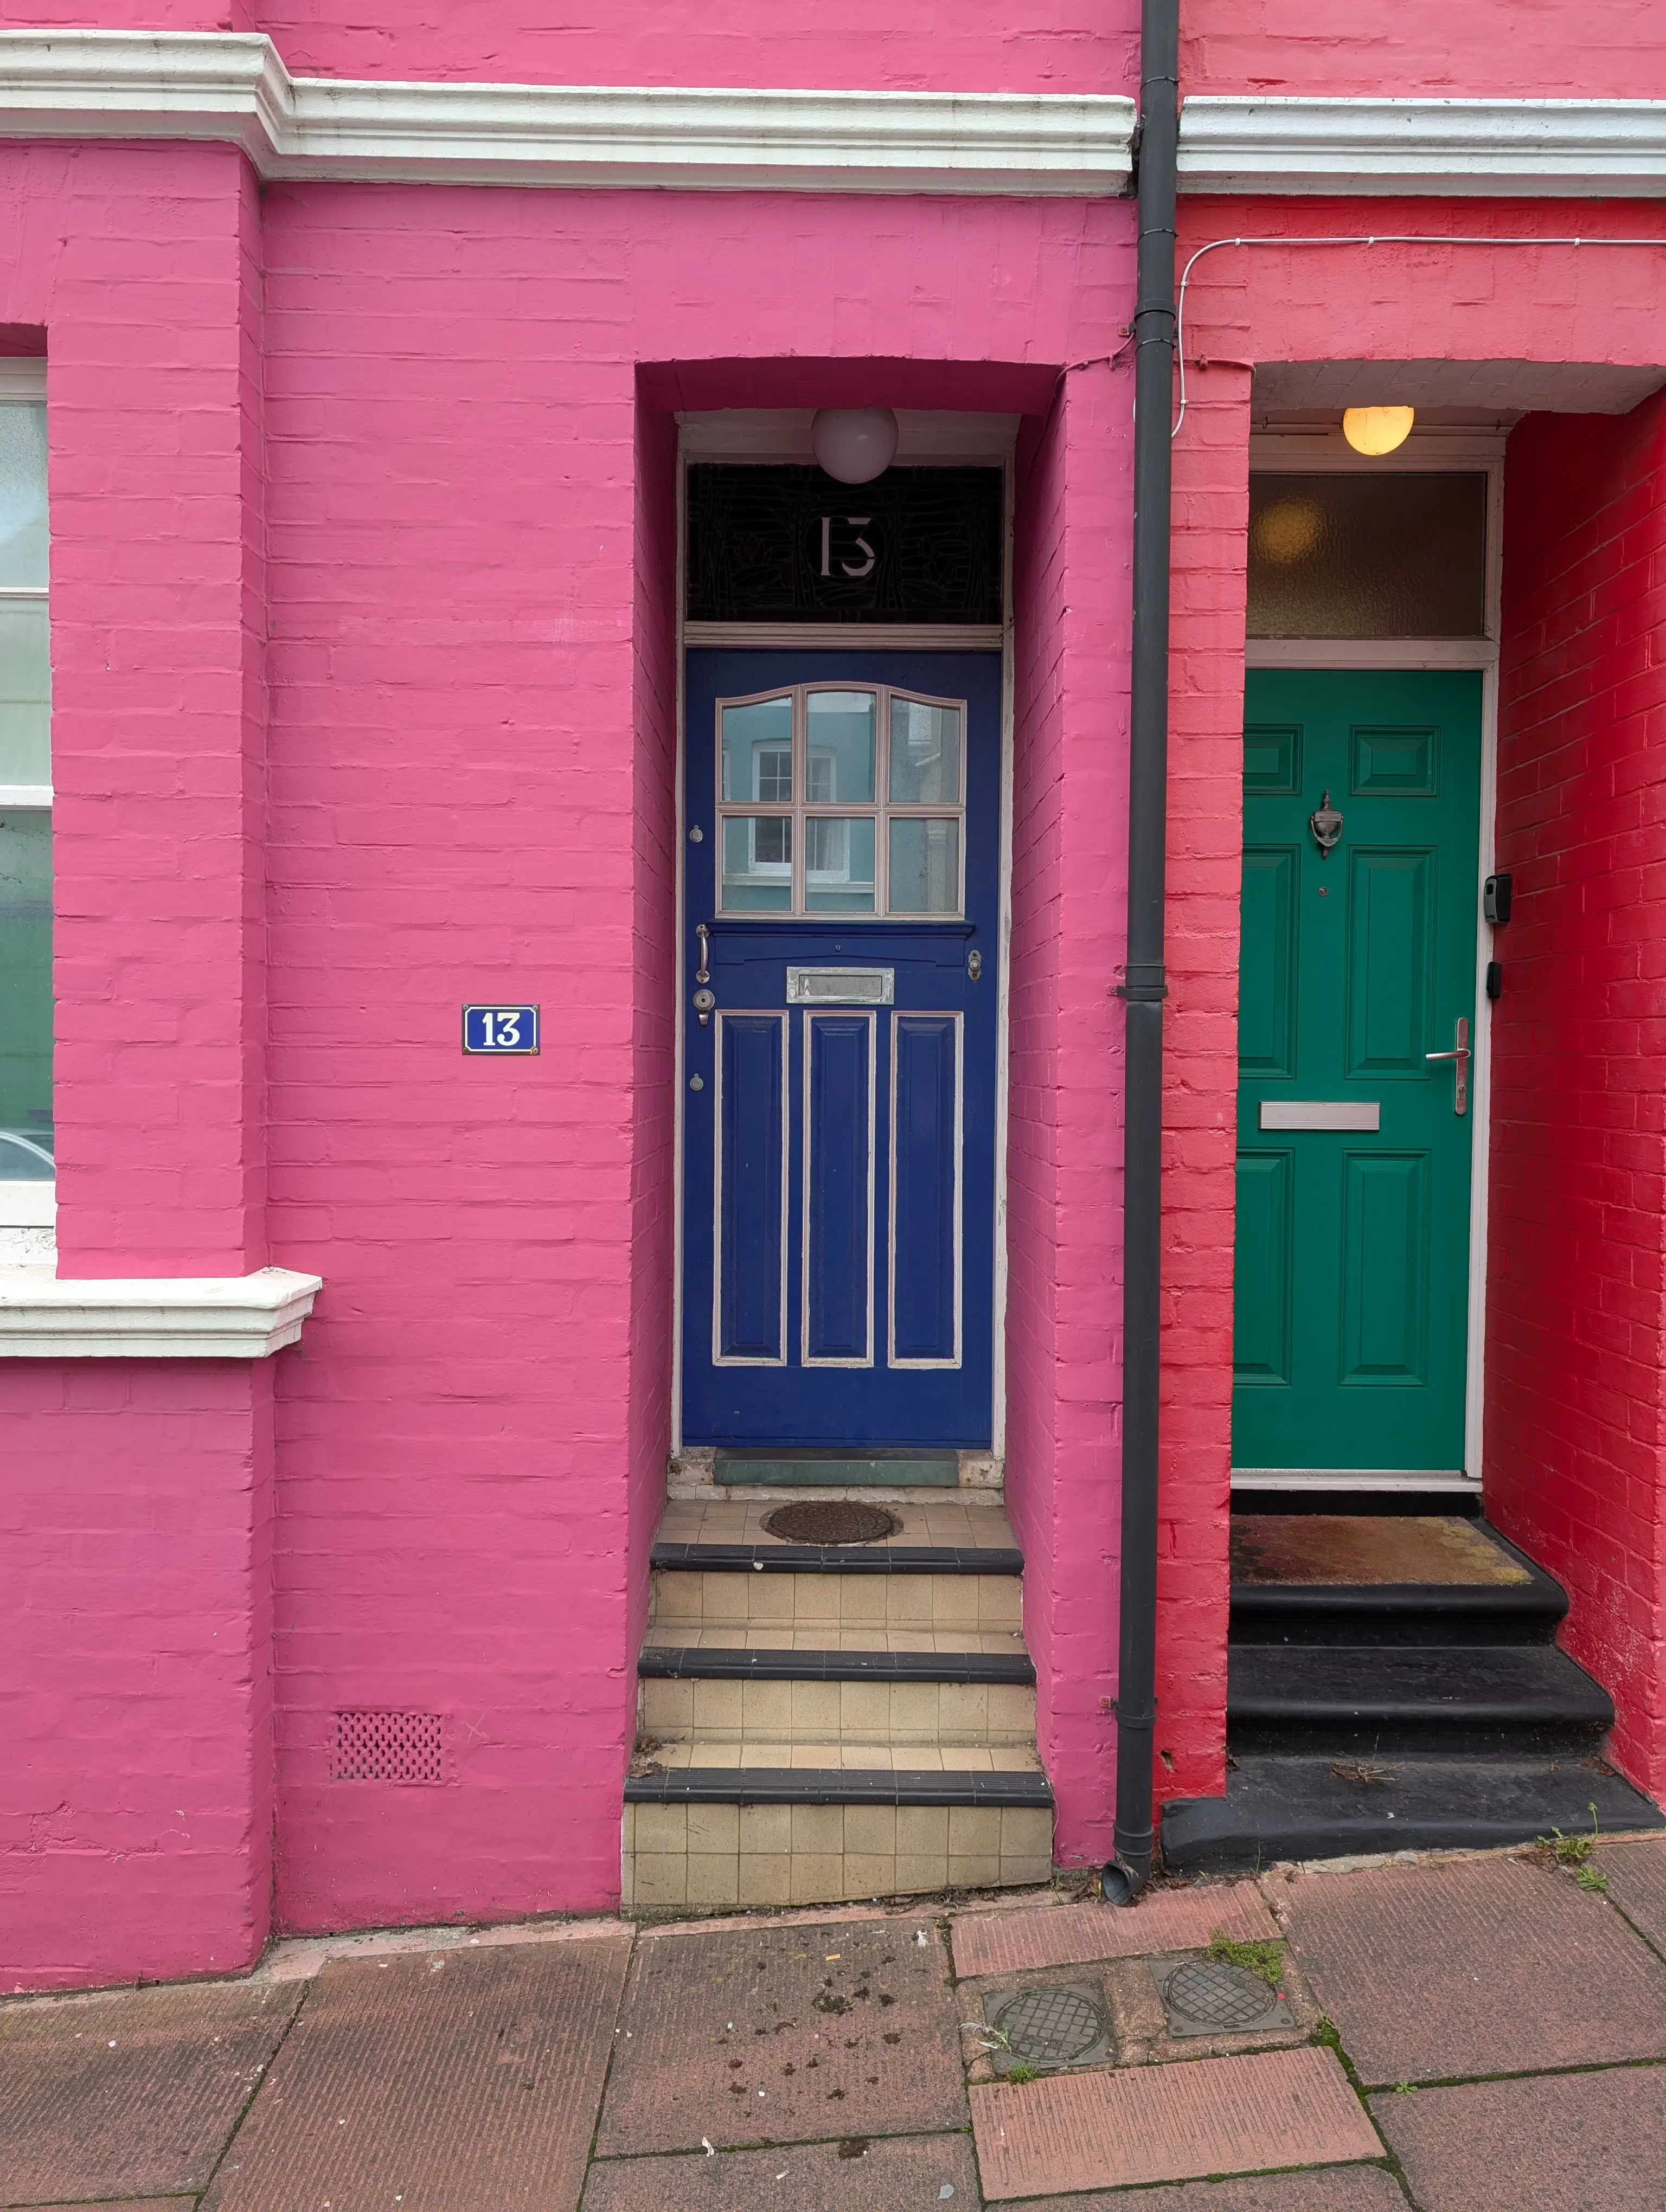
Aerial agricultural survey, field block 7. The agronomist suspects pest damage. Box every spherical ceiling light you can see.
[811,406,899,485]
[1342,404,1415,456]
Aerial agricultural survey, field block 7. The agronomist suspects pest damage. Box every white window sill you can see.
[0,1265,323,1358]
[0,1180,56,1227]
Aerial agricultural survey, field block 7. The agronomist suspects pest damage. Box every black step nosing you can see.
[624,1767,1054,1809]
[1232,1583,1566,1617]
[1230,1695,1613,1726]
[638,1646,1036,1685]
[650,1542,1024,1576]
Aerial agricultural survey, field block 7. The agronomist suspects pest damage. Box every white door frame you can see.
[668,411,1018,1467]
[1234,424,1504,1494]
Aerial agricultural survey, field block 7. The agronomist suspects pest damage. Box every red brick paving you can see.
[1277,1854,1666,2086]
[596,1918,966,2156]
[951,1880,1279,1980]
[998,2170,1406,2212]
[1372,2062,1666,2210]
[201,1932,631,2212]
[579,2130,979,2210]
[969,2046,1381,2200]
[0,1980,301,2206]
[1601,1834,1666,1955]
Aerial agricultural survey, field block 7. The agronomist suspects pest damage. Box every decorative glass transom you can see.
[716,684,965,918]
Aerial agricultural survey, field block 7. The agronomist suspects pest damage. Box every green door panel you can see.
[1232,670,1481,1474]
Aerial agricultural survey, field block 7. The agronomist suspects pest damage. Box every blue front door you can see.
[682,649,1000,1449]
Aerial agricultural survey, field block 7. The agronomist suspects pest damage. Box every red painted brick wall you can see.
[1489,398,1666,1798]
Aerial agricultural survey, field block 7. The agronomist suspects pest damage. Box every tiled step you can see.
[1229,1643,1614,1756]
[1230,1519,1566,1649]
[629,1493,1049,1907]
[1163,1752,1665,1874]
[650,1569,1022,1632]
[639,1668,1037,1748]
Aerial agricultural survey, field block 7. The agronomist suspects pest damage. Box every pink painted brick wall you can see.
[0,1361,274,1992]
[257,189,1136,1933]
[1488,398,1666,1798]
[1181,1,1666,100]
[1008,362,1132,1867]
[0,142,270,1276]
[2,3,1137,94]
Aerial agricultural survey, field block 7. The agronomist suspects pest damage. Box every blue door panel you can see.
[683,648,999,1449]
[717,1013,786,1361]
[892,1014,960,1364]
[805,1013,874,1364]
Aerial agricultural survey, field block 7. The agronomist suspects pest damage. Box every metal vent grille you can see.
[333,1709,445,1784]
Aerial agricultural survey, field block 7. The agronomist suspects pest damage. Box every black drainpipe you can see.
[1103,0,1178,1907]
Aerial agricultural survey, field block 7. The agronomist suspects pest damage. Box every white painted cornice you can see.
[0,1264,322,1357]
[1180,96,1666,197]
[0,30,1133,194]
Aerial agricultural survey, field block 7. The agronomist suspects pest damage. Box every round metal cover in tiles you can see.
[1161,1957,1279,2034]
[761,1502,902,1545]
[990,1984,1108,2068]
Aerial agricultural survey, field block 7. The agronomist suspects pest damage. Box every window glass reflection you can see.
[721,695,793,802]
[889,698,961,805]
[888,818,960,914]
[806,691,876,805]
[721,815,793,911]
[805,816,876,914]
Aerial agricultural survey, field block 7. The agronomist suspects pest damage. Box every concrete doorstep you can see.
[2,1836,1664,2209]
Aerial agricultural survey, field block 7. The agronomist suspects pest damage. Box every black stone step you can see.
[625,1766,1053,1809]
[1163,1752,1664,1875]
[651,1540,1023,1576]
[1231,1569,1567,1649]
[1229,1644,1613,1756]
[638,1645,1035,1684]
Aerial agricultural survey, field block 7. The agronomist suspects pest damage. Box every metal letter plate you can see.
[786,967,895,1006]
[1259,1101,1380,1132]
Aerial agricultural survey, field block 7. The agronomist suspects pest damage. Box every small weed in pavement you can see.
[1576,1864,1610,1894]
[1206,1932,1285,1988]
[1538,1802,1601,1866]
[1004,2063,1040,2084]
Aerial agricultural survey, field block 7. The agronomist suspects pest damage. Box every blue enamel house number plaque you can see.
[463,1005,540,1054]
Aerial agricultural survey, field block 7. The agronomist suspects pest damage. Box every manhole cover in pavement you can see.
[1157,1956,1290,2039]
[761,1501,902,1545]
[990,1984,1111,2070]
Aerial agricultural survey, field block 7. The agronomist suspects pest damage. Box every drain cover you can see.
[1156,1955,1291,2039]
[761,1501,902,1545]
[990,1984,1111,2071]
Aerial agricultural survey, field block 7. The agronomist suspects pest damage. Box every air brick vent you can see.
[333,1709,445,1784]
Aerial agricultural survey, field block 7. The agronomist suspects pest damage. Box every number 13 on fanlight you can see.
[462,1005,541,1054]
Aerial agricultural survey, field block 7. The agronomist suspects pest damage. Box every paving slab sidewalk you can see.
[3,1841,1666,2209]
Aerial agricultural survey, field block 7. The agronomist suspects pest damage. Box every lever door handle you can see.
[1425,1016,1471,1115]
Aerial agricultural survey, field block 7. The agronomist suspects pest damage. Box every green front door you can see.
[1233,670,1482,1476]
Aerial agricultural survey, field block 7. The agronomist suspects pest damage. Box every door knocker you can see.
[1309,789,1344,858]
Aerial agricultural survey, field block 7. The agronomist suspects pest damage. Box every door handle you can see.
[1425,1016,1470,1116]
[694,922,710,985]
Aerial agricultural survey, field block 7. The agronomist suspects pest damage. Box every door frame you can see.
[669,410,1018,1462]
[1236,422,1505,1495]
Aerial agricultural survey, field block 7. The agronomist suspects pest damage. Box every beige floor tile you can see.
[950,1856,1003,1889]
[685,1802,741,1855]
[986,1684,1038,1739]
[740,1680,793,1735]
[790,1681,843,1735]
[790,1804,845,1854]
[739,1804,793,1853]
[738,1854,793,1906]
[843,1855,898,1897]
[895,1853,951,1892]
[842,1805,898,1856]
[949,1806,1004,1857]
[631,1854,689,1908]
[685,1854,742,1908]
[897,1806,950,1855]
[690,1680,744,1734]
[631,1803,689,1854]
[1001,1856,1056,1887]
[789,1854,849,1904]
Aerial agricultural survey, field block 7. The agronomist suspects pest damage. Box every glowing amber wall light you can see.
[1342,404,1415,456]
